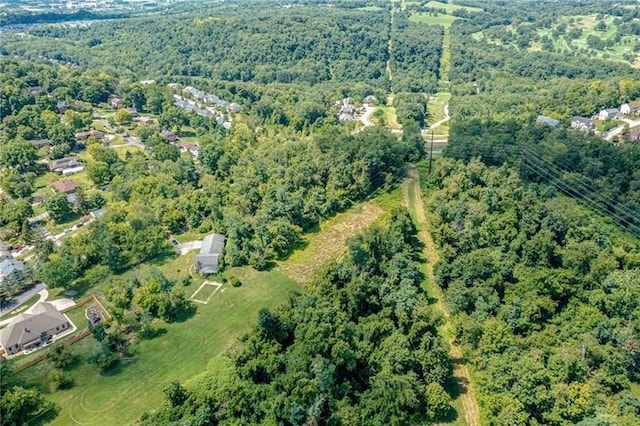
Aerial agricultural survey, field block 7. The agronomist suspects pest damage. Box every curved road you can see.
[0,282,46,316]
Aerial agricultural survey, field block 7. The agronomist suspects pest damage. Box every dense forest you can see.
[439,1,640,424]
[1,3,389,87]
[428,159,640,424]
[2,0,640,424]
[141,209,454,425]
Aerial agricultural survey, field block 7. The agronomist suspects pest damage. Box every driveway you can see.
[175,240,203,255]
[360,105,376,127]
[0,282,46,316]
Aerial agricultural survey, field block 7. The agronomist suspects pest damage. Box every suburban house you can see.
[338,98,357,122]
[29,139,51,148]
[0,256,25,284]
[75,130,104,141]
[536,115,560,128]
[49,156,81,173]
[133,116,155,125]
[227,103,242,113]
[624,127,640,142]
[110,96,124,108]
[598,108,622,120]
[194,233,225,274]
[621,101,640,116]
[177,142,200,157]
[0,302,71,356]
[362,95,378,106]
[56,101,70,114]
[126,107,139,118]
[62,166,85,176]
[160,130,178,143]
[0,243,25,285]
[570,117,595,132]
[89,208,105,219]
[52,179,79,194]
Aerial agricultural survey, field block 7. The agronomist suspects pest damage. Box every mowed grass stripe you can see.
[17,267,297,425]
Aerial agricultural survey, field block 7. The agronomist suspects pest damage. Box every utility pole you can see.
[428,130,434,174]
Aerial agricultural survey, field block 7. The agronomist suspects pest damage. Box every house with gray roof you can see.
[0,257,25,283]
[194,233,225,274]
[0,302,71,355]
[49,156,81,173]
[536,115,560,128]
[570,117,595,132]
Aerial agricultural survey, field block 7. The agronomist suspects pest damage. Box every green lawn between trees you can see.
[14,264,297,425]
[11,191,410,425]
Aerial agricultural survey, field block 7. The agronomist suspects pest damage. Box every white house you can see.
[599,108,622,120]
[621,101,640,116]
[570,117,595,132]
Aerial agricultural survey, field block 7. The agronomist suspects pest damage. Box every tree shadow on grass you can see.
[99,356,138,377]
[147,248,179,266]
[170,303,197,323]
[27,405,61,426]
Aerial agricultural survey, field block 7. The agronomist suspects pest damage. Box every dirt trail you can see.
[403,168,480,426]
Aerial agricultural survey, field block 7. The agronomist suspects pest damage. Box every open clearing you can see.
[279,201,383,283]
[409,12,458,28]
[14,266,297,425]
[425,1,482,13]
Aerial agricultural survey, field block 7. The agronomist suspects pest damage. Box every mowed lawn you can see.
[11,191,402,425]
[13,265,298,425]
[409,12,458,28]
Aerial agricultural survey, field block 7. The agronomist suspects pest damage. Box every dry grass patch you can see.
[279,201,383,284]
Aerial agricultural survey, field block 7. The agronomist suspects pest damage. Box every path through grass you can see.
[403,166,479,426]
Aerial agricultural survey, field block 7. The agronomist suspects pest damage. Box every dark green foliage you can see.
[48,344,75,369]
[3,4,390,88]
[143,208,454,424]
[430,159,640,425]
[391,14,443,93]
[0,386,57,426]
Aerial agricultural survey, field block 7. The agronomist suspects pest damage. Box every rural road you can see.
[605,117,640,141]
[111,135,145,150]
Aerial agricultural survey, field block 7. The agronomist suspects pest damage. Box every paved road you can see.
[111,135,145,150]
[0,282,46,316]
[605,117,640,141]
[360,105,376,127]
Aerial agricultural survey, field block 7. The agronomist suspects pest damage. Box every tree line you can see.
[141,208,456,425]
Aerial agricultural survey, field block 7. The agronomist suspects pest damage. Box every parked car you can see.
[171,239,179,246]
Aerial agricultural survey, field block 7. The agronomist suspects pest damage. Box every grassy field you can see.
[477,14,640,66]
[279,201,384,283]
[10,186,408,424]
[13,266,298,425]
[409,12,458,28]
[425,0,482,13]
[409,1,481,29]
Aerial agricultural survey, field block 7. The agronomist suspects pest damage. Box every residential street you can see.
[605,117,640,141]
[0,282,46,316]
